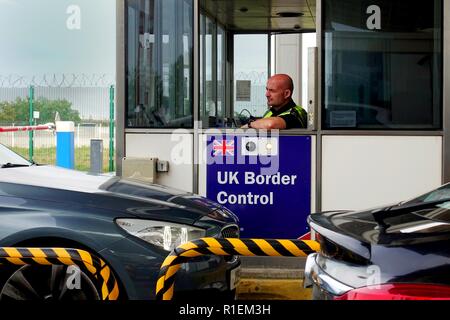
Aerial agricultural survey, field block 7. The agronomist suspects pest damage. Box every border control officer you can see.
[242,74,307,130]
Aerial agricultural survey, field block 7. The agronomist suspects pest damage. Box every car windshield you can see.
[401,183,450,206]
[0,143,31,167]
[411,200,450,224]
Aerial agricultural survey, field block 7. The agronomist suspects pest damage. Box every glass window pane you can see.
[200,14,205,121]
[217,26,226,119]
[200,16,216,124]
[126,0,193,128]
[205,17,215,118]
[200,15,227,127]
[323,0,442,130]
[233,34,268,122]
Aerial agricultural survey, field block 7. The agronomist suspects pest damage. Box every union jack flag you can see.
[213,139,235,156]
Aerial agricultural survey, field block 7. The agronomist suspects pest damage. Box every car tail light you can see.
[335,283,450,300]
[315,232,322,242]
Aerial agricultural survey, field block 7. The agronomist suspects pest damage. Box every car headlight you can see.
[115,219,206,251]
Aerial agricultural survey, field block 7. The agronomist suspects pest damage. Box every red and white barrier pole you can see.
[0,123,55,133]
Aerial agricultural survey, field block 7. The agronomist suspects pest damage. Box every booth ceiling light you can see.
[276,12,303,18]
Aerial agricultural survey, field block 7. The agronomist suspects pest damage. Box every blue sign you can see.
[206,135,311,239]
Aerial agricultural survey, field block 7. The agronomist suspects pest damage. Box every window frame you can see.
[320,0,444,131]
[124,0,194,129]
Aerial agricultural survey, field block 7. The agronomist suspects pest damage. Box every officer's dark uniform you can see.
[262,99,307,129]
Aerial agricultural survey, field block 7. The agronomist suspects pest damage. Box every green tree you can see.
[0,97,81,125]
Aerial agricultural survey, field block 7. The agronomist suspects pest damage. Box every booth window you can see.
[126,0,193,128]
[323,0,442,130]
[233,34,269,124]
[200,14,227,127]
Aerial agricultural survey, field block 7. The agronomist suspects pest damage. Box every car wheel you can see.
[0,264,101,300]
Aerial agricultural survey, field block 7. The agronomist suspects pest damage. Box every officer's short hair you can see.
[287,77,294,93]
[278,74,294,92]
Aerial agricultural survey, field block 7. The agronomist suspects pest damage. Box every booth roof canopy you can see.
[200,0,316,33]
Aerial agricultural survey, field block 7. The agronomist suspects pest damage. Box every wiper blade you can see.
[1,163,31,168]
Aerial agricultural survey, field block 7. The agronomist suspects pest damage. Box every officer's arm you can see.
[245,117,287,129]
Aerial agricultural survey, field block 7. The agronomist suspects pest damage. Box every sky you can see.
[0,1,269,78]
[0,0,116,78]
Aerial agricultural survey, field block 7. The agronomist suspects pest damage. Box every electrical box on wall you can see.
[122,157,157,184]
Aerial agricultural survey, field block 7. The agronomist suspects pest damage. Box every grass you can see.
[11,146,114,173]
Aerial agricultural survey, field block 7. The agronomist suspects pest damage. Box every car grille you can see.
[221,225,239,238]
[221,225,240,263]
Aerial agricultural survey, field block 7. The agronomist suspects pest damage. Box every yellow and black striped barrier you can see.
[0,247,119,300]
[156,237,320,300]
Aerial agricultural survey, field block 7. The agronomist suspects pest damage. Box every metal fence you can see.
[0,74,115,172]
[234,71,268,119]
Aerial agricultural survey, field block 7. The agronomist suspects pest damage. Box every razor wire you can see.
[0,74,114,88]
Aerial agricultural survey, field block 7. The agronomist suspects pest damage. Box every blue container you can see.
[56,121,75,169]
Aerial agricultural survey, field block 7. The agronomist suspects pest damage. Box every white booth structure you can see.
[115,0,449,237]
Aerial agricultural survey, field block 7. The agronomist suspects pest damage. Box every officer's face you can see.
[265,78,290,109]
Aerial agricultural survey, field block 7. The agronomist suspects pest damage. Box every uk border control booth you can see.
[116,0,450,239]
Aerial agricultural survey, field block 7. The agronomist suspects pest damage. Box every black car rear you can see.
[304,183,450,300]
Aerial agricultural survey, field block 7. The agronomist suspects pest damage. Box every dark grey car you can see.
[304,183,450,300]
[0,143,240,300]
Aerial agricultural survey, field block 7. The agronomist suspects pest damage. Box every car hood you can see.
[0,165,237,224]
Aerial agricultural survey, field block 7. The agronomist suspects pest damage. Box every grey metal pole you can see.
[90,139,104,174]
